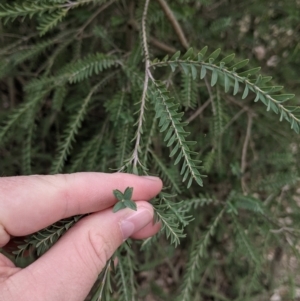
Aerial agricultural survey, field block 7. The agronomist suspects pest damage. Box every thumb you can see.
[2,202,154,301]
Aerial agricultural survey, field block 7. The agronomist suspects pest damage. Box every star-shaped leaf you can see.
[113,187,137,212]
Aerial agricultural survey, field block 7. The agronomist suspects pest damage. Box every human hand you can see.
[0,172,162,301]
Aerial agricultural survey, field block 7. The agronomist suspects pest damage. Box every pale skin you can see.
[0,172,163,301]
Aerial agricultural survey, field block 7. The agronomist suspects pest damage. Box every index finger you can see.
[0,172,162,237]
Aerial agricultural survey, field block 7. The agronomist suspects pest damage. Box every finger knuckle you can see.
[87,230,113,270]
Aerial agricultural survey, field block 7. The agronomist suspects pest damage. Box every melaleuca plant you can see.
[1,0,300,300]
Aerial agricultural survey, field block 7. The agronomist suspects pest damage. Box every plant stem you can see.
[132,0,151,169]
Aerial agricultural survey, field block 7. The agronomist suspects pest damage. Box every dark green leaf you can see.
[170,50,181,61]
[162,54,169,62]
[211,69,218,86]
[224,73,230,92]
[259,94,268,105]
[123,199,137,211]
[174,151,183,165]
[231,59,249,70]
[233,78,239,95]
[123,187,133,200]
[200,65,207,79]
[113,202,126,212]
[170,63,177,72]
[180,63,189,75]
[220,53,235,64]
[272,94,295,102]
[197,46,208,61]
[182,47,194,60]
[242,84,249,99]
[254,92,260,102]
[170,144,180,157]
[191,64,197,80]
[208,48,221,62]
[113,189,124,201]
[239,67,261,77]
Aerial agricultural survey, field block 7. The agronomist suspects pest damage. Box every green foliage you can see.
[1,0,300,300]
[151,192,192,247]
[113,187,137,212]
[13,216,82,258]
[176,206,226,301]
[115,243,137,301]
[151,47,299,133]
[154,81,204,188]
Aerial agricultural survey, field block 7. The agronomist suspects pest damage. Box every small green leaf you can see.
[187,176,193,189]
[191,64,197,80]
[180,160,187,175]
[182,168,189,182]
[260,76,273,85]
[174,151,183,165]
[195,176,203,187]
[170,63,177,72]
[164,127,174,141]
[233,78,239,95]
[211,69,218,86]
[170,50,181,61]
[242,84,249,99]
[260,86,283,93]
[170,143,180,157]
[224,73,230,92]
[208,48,221,62]
[123,187,133,200]
[272,94,295,102]
[160,119,171,132]
[267,99,271,111]
[113,202,126,212]
[162,54,169,62]
[197,46,208,61]
[167,133,176,147]
[180,63,189,75]
[230,59,249,70]
[239,67,261,77]
[220,53,235,64]
[254,93,260,102]
[255,75,262,85]
[280,109,287,121]
[185,141,197,146]
[123,199,137,211]
[259,94,268,105]
[182,47,194,60]
[200,65,207,79]
[269,100,279,114]
[113,189,124,201]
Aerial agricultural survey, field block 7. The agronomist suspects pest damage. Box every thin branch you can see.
[131,0,151,169]
[241,113,253,193]
[141,0,151,61]
[186,98,211,123]
[156,0,189,49]
[77,0,116,35]
[128,19,176,54]
[221,107,247,133]
[223,95,257,133]
[226,95,254,114]
[96,259,112,301]
[149,36,177,53]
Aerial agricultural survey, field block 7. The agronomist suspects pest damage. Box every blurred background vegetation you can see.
[1,0,300,300]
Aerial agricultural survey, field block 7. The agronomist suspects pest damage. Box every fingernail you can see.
[142,175,161,182]
[120,208,153,240]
